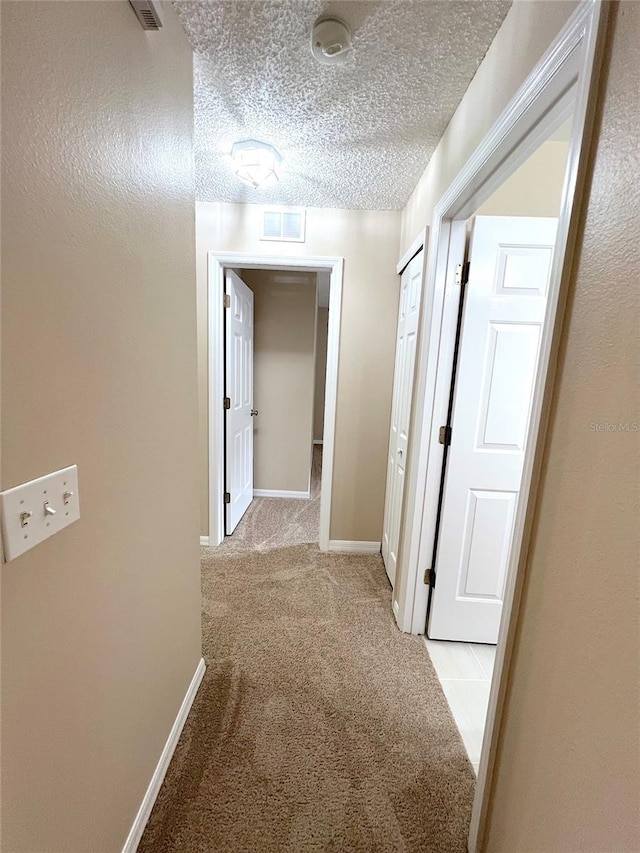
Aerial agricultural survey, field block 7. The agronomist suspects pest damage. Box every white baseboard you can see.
[328,540,381,555]
[253,489,310,499]
[122,657,206,853]
[313,439,324,445]
[200,536,210,547]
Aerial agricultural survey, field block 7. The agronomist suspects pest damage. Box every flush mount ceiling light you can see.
[230,140,282,189]
[311,16,352,65]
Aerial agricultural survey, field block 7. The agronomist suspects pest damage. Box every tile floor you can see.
[424,639,496,774]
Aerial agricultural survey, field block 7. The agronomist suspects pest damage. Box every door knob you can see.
[250,409,259,416]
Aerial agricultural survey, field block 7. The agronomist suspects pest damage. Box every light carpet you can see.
[139,448,474,852]
[214,445,324,554]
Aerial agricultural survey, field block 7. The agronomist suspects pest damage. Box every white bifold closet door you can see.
[225,270,254,535]
[428,216,558,643]
[382,250,424,587]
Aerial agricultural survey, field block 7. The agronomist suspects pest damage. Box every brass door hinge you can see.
[438,425,452,446]
[224,397,231,410]
[224,492,231,504]
[224,294,231,309]
[424,567,435,587]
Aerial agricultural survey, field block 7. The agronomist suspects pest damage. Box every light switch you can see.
[0,465,80,562]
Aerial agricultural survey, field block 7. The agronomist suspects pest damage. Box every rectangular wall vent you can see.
[129,0,164,30]
[260,208,306,243]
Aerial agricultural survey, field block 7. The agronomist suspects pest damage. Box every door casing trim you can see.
[207,252,344,551]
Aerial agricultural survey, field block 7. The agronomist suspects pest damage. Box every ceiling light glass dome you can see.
[231,140,282,188]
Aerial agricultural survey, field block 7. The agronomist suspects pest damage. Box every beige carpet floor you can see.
[213,445,324,554]
[139,448,475,852]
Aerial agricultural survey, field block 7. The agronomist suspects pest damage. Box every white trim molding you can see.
[122,658,206,853]
[208,252,343,553]
[328,540,381,555]
[253,489,310,499]
[200,536,210,547]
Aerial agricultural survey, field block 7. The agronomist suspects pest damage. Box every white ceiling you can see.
[175,1,511,210]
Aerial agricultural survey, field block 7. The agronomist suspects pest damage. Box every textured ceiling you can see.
[175,1,511,209]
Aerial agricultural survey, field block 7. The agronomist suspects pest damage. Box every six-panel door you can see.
[225,270,254,534]
[428,216,558,643]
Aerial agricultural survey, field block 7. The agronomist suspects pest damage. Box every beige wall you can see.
[314,308,329,442]
[1,4,202,851]
[241,269,316,493]
[197,203,402,541]
[476,139,570,217]
[400,0,579,253]
[484,3,640,850]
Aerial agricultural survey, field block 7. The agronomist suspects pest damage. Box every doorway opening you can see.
[424,116,573,772]
[221,266,328,548]
[206,252,344,551]
[385,3,605,848]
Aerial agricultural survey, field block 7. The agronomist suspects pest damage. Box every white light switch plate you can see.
[0,465,80,561]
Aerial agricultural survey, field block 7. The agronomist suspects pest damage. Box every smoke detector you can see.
[311,16,352,65]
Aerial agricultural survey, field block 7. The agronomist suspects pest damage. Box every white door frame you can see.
[207,251,344,551]
[389,1,607,849]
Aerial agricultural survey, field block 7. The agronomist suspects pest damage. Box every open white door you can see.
[225,270,254,535]
[382,250,424,587]
[428,216,557,642]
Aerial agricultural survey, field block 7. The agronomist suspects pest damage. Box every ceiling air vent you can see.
[129,0,164,30]
[260,208,306,243]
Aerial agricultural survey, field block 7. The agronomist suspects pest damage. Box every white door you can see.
[225,270,254,534]
[428,216,558,642]
[382,250,424,587]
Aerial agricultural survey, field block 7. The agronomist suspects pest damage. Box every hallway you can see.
[140,448,475,852]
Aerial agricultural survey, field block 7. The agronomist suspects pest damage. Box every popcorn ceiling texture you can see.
[175,0,511,209]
